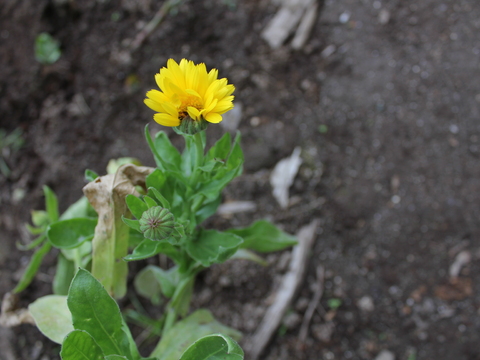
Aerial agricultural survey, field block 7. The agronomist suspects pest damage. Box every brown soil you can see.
[1,1,480,359]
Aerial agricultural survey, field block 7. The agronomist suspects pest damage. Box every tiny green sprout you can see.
[0,127,24,177]
[35,32,61,65]
[327,298,342,310]
[318,124,328,134]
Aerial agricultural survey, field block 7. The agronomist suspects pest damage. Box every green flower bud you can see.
[174,115,208,135]
[139,206,175,241]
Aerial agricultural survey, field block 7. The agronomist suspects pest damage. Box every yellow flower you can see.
[144,59,235,128]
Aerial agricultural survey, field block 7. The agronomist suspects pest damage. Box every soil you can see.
[1,0,480,359]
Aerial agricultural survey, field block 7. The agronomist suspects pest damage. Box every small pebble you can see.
[375,350,395,360]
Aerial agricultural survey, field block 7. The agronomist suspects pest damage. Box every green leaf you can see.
[68,269,133,358]
[47,218,97,249]
[105,356,128,360]
[179,334,244,360]
[186,229,243,267]
[231,249,268,266]
[150,309,242,360]
[194,195,221,224]
[125,194,148,220]
[145,168,166,190]
[60,197,96,221]
[148,187,171,209]
[122,217,141,232]
[31,210,50,228]
[134,265,178,302]
[147,128,182,172]
[143,195,158,208]
[35,32,61,65]
[43,185,59,222]
[16,233,46,250]
[124,239,181,263]
[206,132,231,162]
[85,169,99,182]
[60,330,104,360]
[13,240,51,293]
[53,252,76,295]
[29,295,74,344]
[227,220,297,253]
[169,276,194,317]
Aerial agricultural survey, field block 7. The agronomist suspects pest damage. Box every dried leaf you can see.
[270,147,302,209]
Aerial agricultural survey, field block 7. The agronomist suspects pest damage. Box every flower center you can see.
[178,94,203,119]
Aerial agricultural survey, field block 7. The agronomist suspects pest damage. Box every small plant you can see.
[13,59,297,359]
[35,32,61,65]
[0,128,24,177]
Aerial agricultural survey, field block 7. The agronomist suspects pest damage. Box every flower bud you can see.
[174,115,208,135]
[139,206,175,241]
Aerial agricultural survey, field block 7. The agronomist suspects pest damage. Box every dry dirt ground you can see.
[1,0,480,359]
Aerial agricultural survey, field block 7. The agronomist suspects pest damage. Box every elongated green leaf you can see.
[150,309,242,360]
[194,195,221,224]
[148,129,182,172]
[47,218,97,249]
[143,195,158,208]
[13,240,51,293]
[60,330,104,360]
[148,187,171,209]
[105,356,128,360]
[16,233,46,250]
[122,217,141,232]
[85,169,99,182]
[169,276,194,317]
[231,249,268,266]
[227,220,297,253]
[68,269,132,358]
[186,229,243,267]
[29,295,74,344]
[179,334,244,360]
[145,168,166,190]
[124,239,181,263]
[43,185,59,222]
[125,194,148,220]
[53,252,76,295]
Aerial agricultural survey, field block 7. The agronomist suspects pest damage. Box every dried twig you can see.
[298,265,324,341]
[247,219,319,360]
[128,0,184,52]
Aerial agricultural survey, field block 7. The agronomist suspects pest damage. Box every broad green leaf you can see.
[125,194,148,220]
[60,330,104,360]
[134,265,178,302]
[206,132,232,162]
[105,356,128,360]
[13,240,51,293]
[145,168,166,191]
[150,309,242,360]
[68,269,132,358]
[43,185,59,222]
[47,218,97,249]
[60,197,96,221]
[186,229,243,267]
[227,220,297,253]
[147,129,182,172]
[124,239,181,263]
[179,334,244,360]
[29,295,74,344]
[53,252,76,295]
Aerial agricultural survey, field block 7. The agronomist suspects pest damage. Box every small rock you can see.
[357,296,375,312]
[312,322,334,342]
[283,312,301,329]
[375,350,395,360]
[379,9,390,24]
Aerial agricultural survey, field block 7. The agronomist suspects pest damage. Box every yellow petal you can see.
[154,113,180,127]
[187,106,201,120]
[205,112,223,123]
[144,99,166,113]
[162,102,179,117]
[146,89,170,103]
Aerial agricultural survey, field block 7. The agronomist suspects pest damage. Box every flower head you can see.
[139,206,175,241]
[144,59,235,131]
